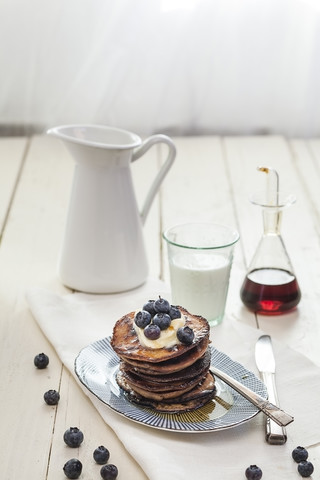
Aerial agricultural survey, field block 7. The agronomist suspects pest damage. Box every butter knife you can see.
[210,365,294,427]
[255,335,288,444]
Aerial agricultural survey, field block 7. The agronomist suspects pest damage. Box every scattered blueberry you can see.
[63,427,84,448]
[34,352,49,369]
[100,464,118,480]
[63,458,82,479]
[134,310,152,328]
[177,326,194,345]
[169,305,181,319]
[44,389,60,405]
[292,446,309,463]
[245,464,263,480]
[144,323,161,340]
[93,445,110,464]
[154,296,170,313]
[142,300,156,316]
[153,312,171,330]
[298,461,314,477]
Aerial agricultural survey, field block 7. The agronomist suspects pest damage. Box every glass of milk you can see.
[163,223,239,326]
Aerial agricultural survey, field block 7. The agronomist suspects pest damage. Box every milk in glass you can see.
[169,252,231,325]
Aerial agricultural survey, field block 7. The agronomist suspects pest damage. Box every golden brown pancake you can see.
[117,371,216,413]
[110,302,215,413]
[118,364,206,397]
[111,307,210,363]
[123,349,211,383]
[118,336,210,375]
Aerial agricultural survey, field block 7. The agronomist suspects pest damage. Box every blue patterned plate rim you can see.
[74,337,267,433]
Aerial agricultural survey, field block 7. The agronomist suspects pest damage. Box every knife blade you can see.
[255,335,287,444]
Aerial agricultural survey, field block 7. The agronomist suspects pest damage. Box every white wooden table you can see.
[0,134,319,478]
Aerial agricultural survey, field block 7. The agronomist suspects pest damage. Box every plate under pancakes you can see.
[74,337,268,433]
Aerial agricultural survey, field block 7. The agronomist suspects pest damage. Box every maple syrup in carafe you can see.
[240,166,301,315]
[240,268,301,315]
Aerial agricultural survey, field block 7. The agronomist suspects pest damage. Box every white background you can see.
[1,0,320,136]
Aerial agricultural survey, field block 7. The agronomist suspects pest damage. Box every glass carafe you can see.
[240,167,301,315]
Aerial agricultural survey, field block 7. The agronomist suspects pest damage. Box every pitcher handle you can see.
[132,134,176,225]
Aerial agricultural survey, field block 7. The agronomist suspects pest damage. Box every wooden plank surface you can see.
[1,134,320,479]
[0,135,147,480]
[222,136,320,367]
[160,135,257,329]
[0,137,28,234]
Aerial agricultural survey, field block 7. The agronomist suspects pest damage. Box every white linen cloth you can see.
[27,278,320,479]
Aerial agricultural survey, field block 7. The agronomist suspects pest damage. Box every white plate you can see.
[75,338,267,433]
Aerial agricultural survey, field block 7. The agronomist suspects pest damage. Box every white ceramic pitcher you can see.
[47,124,176,293]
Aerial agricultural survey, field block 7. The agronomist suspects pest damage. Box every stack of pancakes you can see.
[111,307,216,413]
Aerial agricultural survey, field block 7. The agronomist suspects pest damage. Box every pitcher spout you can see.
[47,124,141,149]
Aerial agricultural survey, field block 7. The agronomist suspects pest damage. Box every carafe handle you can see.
[132,134,176,225]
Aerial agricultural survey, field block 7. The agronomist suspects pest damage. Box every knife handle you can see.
[260,371,287,445]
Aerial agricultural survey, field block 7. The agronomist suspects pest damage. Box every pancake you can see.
[118,364,206,397]
[111,307,209,363]
[123,348,211,383]
[110,298,215,414]
[118,336,210,375]
[117,370,216,413]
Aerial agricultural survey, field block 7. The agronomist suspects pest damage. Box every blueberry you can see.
[142,300,156,316]
[169,305,181,320]
[100,464,118,480]
[34,352,49,369]
[134,310,152,328]
[44,389,60,405]
[93,445,110,464]
[298,461,314,477]
[153,312,171,330]
[63,427,84,448]
[245,465,263,480]
[154,296,171,313]
[292,446,309,463]
[144,324,161,340]
[63,458,82,479]
[177,326,194,345]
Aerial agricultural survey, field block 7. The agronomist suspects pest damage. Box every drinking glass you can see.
[163,223,239,326]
